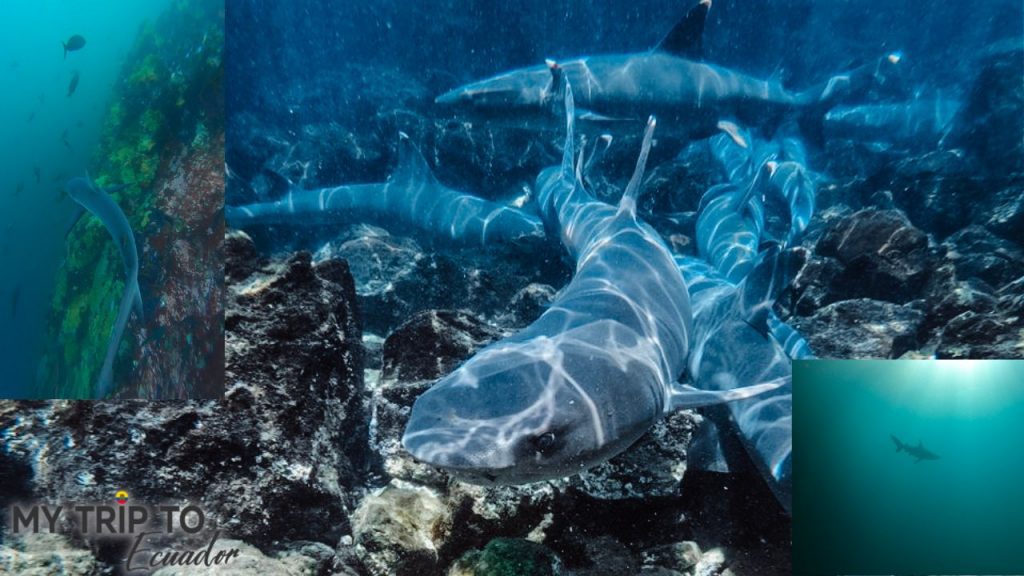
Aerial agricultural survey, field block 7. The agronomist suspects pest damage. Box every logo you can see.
[8,490,240,571]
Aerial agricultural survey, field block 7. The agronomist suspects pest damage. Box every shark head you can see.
[435,65,554,116]
[402,333,658,485]
[65,176,100,205]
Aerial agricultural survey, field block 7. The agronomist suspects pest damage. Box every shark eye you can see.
[532,432,557,454]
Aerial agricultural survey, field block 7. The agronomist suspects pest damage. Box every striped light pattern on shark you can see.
[226,134,545,249]
[402,80,781,485]
[65,176,143,399]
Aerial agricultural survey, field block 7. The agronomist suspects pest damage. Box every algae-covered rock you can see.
[451,538,558,576]
[353,481,450,576]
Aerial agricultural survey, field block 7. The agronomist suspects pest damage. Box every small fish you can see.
[62,35,86,59]
[33,165,41,184]
[67,71,80,97]
[37,93,45,104]
[15,182,24,196]
[27,110,36,123]
[61,129,73,153]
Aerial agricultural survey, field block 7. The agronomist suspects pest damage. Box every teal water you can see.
[794,360,1024,575]
[0,0,169,396]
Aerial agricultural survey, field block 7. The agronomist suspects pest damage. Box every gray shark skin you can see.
[403,81,781,486]
[675,247,803,513]
[891,435,940,462]
[65,176,143,399]
[226,134,545,249]
[435,1,901,139]
[824,97,961,150]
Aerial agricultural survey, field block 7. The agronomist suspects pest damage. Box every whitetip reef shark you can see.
[65,176,143,399]
[402,78,783,485]
[435,0,902,139]
[891,435,940,462]
[226,133,545,249]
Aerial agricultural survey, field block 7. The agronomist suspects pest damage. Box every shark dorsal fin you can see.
[392,132,438,188]
[560,74,577,184]
[655,0,711,60]
[617,116,657,219]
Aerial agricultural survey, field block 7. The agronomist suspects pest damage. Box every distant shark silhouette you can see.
[891,434,940,462]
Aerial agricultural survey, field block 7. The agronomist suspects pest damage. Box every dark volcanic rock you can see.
[951,45,1024,176]
[791,299,925,358]
[942,225,1024,289]
[888,150,978,236]
[225,229,262,283]
[382,309,503,383]
[936,310,1024,359]
[984,186,1024,242]
[815,208,933,304]
[504,283,557,327]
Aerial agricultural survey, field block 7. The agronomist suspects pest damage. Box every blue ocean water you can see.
[0,1,170,397]
[795,360,1024,575]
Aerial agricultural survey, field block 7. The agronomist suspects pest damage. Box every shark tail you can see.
[95,276,140,399]
[795,53,904,143]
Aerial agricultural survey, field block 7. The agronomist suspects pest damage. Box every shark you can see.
[65,176,143,399]
[402,77,782,485]
[226,134,545,249]
[891,435,940,462]
[824,96,961,151]
[674,246,806,513]
[435,0,901,139]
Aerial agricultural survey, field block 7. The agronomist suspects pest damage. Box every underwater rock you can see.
[0,533,99,575]
[572,412,696,500]
[382,309,504,383]
[225,229,262,283]
[942,225,1024,289]
[352,481,449,576]
[791,298,925,358]
[888,150,978,236]
[450,537,558,576]
[815,208,933,304]
[951,45,1024,175]
[315,228,423,297]
[935,309,1024,359]
[641,541,702,573]
[554,533,639,576]
[503,283,558,328]
[984,186,1024,242]
[431,119,557,199]
[362,253,471,337]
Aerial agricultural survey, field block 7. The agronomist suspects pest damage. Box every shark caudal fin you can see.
[391,132,439,189]
[655,0,711,59]
[616,116,657,219]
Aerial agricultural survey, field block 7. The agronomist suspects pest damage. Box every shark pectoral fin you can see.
[669,378,786,411]
[63,206,86,239]
[391,132,439,189]
[655,0,710,60]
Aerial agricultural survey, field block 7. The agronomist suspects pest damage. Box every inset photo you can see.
[794,360,1024,576]
[0,0,224,399]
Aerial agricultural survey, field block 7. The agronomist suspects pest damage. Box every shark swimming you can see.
[227,134,545,249]
[435,0,901,140]
[891,435,940,462]
[65,176,143,399]
[402,78,782,485]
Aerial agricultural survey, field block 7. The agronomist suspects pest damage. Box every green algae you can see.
[37,0,224,398]
[452,538,558,576]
